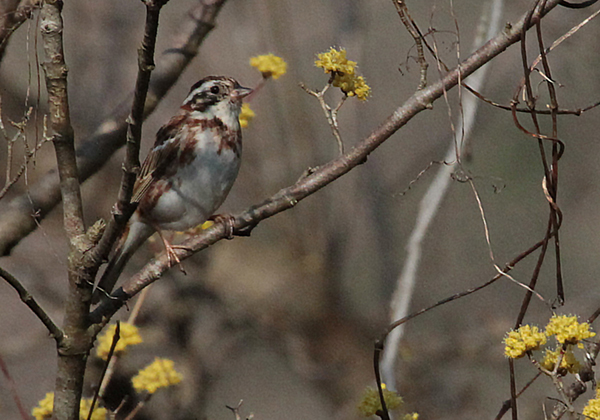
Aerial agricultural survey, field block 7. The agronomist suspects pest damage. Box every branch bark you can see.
[0,265,63,340]
[39,1,92,419]
[0,0,38,66]
[90,0,565,326]
[0,0,228,256]
[85,0,169,293]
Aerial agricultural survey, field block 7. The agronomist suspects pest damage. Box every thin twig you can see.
[91,0,169,299]
[0,0,231,256]
[226,400,253,420]
[0,265,63,340]
[494,372,543,420]
[97,287,150,399]
[89,0,568,328]
[374,236,555,420]
[0,353,29,420]
[381,0,505,389]
[122,394,151,420]
[300,81,345,155]
[392,0,428,89]
[0,106,50,200]
[0,0,39,65]
[87,322,121,420]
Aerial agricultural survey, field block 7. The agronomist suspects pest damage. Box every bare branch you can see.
[392,0,428,90]
[300,80,345,155]
[39,1,91,419]
[87,0,169,296]
[89,0,566,327]
[0,0,38,66]
[40,0,84,241]
[0,0,229,256]
[381,0,505,389]
[0,265,63,341]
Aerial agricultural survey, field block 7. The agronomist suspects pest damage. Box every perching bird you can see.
[93,76,252,302]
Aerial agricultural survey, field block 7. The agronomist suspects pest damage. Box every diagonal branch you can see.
[0,265,63,341]
[89,0,565,327]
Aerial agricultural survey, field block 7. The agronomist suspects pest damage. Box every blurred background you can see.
[1,0,600,419]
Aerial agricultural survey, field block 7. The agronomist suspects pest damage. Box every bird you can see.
[93,76,252,302]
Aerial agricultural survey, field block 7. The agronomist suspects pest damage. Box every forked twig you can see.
[392,0,428,89]
[300,80,346,155]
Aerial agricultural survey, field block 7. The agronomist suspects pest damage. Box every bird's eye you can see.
[210,85,220,94]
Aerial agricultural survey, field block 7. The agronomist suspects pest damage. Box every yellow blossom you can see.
[504,325,547,358]
[315,47,371,100]
[540,347,580,374]
[584,395,600,420]
[239,103,255,128]
[132,358,183,394]
[404,413,419,420]
[545,314,595,346]
[32,392,54,420]
[96,322,143,360]
[333,73,371,101]
[79,399,108,420]
[250,54,287,79]
[32,393,107,420]
[315,47,357,75]
[357,384,403,417]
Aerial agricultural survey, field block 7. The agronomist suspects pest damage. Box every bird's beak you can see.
[231,84,253,102]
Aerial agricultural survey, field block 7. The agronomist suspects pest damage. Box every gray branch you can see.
[90,0,565,327]
[0,0,228,256]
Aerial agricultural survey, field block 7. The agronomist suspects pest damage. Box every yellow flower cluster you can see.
[584,389,600,420]
[80,399,108,420]
[315,47,371,101]
[333,73,371,101]
[239,103,255,128]
[32,393,54,420]
[250,53,287,79]
[504,315,595,359]
[545,314,595,346]
[96,322,143,360]
[315,47,357,75]
[132,358,183,394]
[504,325,547,359]
[503,314,596,376]
[32,392,107,420]
[540,348,580,374]
[357,384,403,417]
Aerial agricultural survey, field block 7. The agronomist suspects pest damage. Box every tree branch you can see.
[40,1,92,418]
[0,265,63,341]
[85,0,169,292]
[0,0,38,66]
[89,0,565,326]
[0,0,229,256]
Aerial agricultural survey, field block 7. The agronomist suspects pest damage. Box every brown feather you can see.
[131,115,185,204]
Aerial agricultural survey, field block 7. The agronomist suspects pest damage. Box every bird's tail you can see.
[92,222,154,304]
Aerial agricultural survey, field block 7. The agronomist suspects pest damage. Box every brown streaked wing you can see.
[131,115,184,204]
